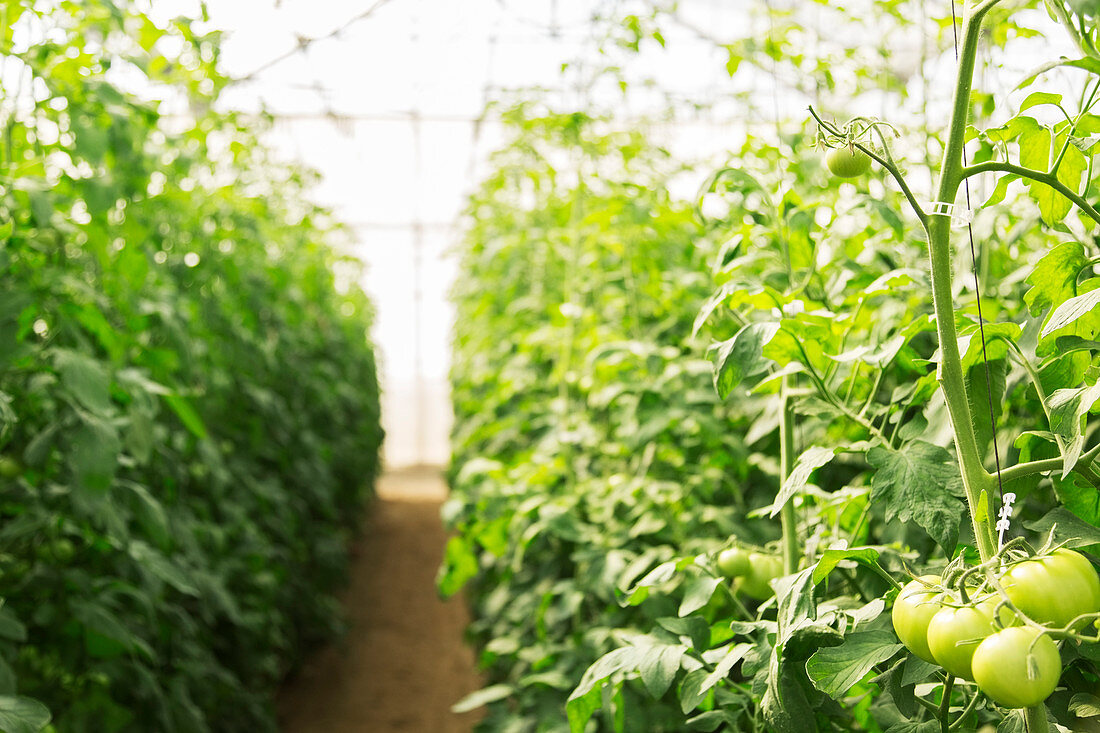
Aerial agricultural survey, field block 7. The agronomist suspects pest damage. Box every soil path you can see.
[278,467,484,732]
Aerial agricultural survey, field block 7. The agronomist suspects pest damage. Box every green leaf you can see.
[768,446,836,517]
[162,393,209,440]
[567,645,637,732]
[957,323,1019,369]
[54,349,112,416]
[637,642,686,698]
[128,541,199,596]
[436,536,479,598]
[806,630,902,698]
[1042,287,1100,337]
[711,322,779,398]
[0,657,15,696]
[1052,473,1100,530]
[812,547,883,585]
[121,482,171,550]
[1026,242,1089,318]
[0,696,51,733]
[678,575,723,617]
[1019,92,1063,112]
[885,722,940,733]
[0,606,27,643]
[982,171,1017,208]
[1048,381,1100,476]
[870,659,918,718]
[565,683,602,733]
[967,358,1007,458]
[71,600,154,661]
[868,442,965,553]
[685,643,751,712]
[1016,57,1100,89]
[451,684,513,714]
[1069,692,1100,718]
[657,616,710,651]
[69,416,120,491]
[686,710,736,731]
[1025,507,1100,547]
[997,709,1027,733]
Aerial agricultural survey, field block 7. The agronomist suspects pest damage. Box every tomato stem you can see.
[938,674,954,733]
[779,377,799,576]
[1024,704,1049,733]
[924,0,1000,563]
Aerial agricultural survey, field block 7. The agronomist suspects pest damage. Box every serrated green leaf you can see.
[868,442,965,553]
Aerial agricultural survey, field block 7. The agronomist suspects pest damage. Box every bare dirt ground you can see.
[278,467,484,732]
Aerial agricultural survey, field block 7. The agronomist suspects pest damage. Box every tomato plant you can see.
[448,2,1100,733]
[0,2,383,730]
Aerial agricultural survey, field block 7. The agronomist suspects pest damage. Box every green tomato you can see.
[891,575,944,663]
[717,548,751,578]
[926,601,996,680]
[738,553,783,600]
[0,456,21,479]
[825,146,871,178]
[1001,549,1100,628]
[972,627,1061,708]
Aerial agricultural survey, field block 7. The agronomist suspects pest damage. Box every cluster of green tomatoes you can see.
[892,548,1100,708]
[716,547,784,600]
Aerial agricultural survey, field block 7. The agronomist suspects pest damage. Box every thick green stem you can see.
[1024,704,1049,733]
[938,675,954,733]
[779,378,799,575]
[927,3,998,562]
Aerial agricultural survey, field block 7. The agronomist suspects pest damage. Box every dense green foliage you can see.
[446,2,1100,732]
[0,3,382,731]
[442,109,775,731]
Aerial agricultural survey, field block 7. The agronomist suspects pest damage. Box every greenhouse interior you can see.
[8,1,1100,732]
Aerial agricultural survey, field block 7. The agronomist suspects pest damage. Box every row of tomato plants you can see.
[0,3,382,731]
[445,2,1100,731]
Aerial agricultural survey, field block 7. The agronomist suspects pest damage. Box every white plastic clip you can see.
[927,201,974,229]
[996,492,1017,548]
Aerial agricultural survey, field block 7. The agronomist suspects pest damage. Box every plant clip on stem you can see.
[996,493,1016,549]
[926,200,974,228]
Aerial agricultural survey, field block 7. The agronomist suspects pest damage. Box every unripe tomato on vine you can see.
[825,145,871,178]
[716,548,750,579]
[737,553,783,600]
[891,575,944,664]
[971,627,1061,708]
[1000,548,1100,628]
[926,600,997,680]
